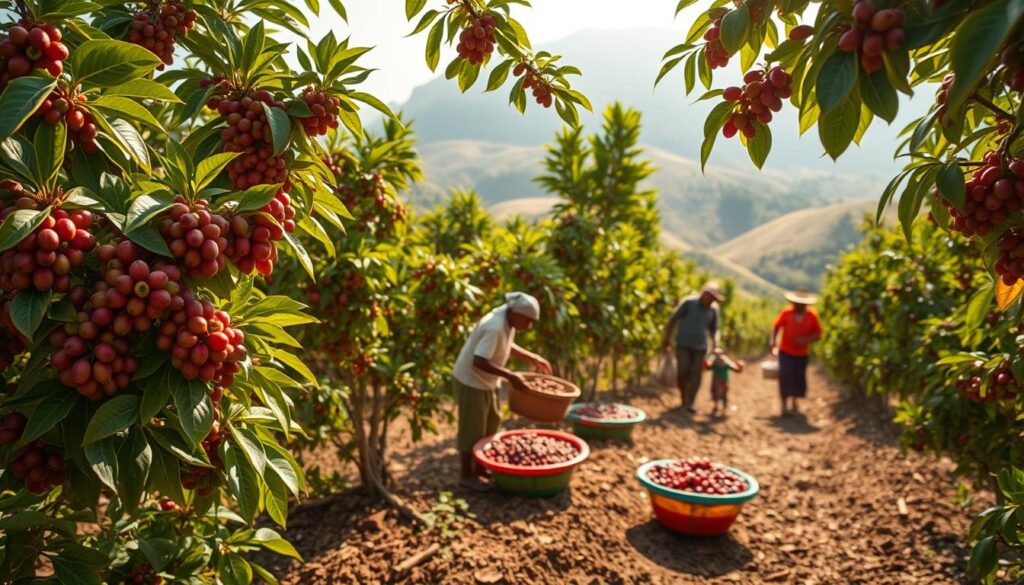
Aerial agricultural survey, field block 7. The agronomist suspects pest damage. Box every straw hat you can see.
[700,281,726,302]
[784,288,819,305]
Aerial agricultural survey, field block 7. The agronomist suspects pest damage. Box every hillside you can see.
[711,199,891,291]
[412,140,888,248]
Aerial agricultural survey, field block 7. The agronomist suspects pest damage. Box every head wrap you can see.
[505,291,540,321]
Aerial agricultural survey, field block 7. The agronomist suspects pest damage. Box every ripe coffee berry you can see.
[181,422,228,497]
[0,207,96,293]
[721,66,791,139]
[456,15,496,65]
[646,457,749,495]
[157,195,230,278]
[788,25,815,41]
[481,432,579,466]
[126,0,197,67]
[935,73,955,120]
[996,229,1024,285]
[837,1,905,73]
[704,15,730,69]
[573,402,639,421]
[156,290,245,385]
[51,322,139,401]
[127,562,164,585]
[299,87,341,136]
[10,441,65,494]
[0,411,26,445]
[0,21,67,89]
[948,151,1024,238]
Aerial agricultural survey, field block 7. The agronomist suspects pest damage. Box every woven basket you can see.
[761,360,779,380]
[508,373,581,423]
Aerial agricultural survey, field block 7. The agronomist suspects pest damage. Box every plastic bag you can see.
[656,349,676,387]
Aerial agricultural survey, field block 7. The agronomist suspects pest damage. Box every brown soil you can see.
[260,365,982,584]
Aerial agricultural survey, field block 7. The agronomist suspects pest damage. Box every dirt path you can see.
[264,365,981,584]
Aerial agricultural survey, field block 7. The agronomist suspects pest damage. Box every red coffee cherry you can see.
[646,457,749,495]
[720,66,791,139]
[157,196,231,279]
[299,87,341,137]
[0,20,67,89]
[125,0,197,68]
[156,290,245,386]
[456,14,496,65]
[0,205,95,294]
[837,1,905,74]
[10,441,65,494]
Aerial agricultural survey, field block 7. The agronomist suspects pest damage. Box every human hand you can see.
[533,356,553,375]
[770,346,779,357]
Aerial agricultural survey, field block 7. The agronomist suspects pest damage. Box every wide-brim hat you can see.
[784,288,818,305]
[700,281,726,302]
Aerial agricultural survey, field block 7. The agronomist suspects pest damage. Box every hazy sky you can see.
[309,1,685,105]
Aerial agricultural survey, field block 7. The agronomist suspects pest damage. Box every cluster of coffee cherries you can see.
[512,64,553,108]
[202,85,290,190]
[298,87,341,136]
[455,15,496,65]
[36,88,100,153]
[332,167,408,237]
[226,190,295,276]
[96,241,185,332]
[0,411,25,445]
[126,0,197,67]
[573,402,639,421]
[703,14,729,69]
[0,198,96,294]
[996,229,1024,285]
[9,441,64,494]
[646,457,749,495]
[481,432,579,466]
[837,1,905,73]
[156,290,244,385]
[953,361,1017,403]
[0,21,67,88]
[125,562,164,585]
[935,73,955,120]
[947,152,1024,239]
[721,67,791,139]
[157,196,230,278]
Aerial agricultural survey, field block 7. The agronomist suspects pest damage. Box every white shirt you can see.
[454,306,515,390]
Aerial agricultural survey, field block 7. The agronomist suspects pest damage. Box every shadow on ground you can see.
[625,520,753,578]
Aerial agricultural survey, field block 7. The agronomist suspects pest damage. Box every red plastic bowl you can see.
[473,429,590,477]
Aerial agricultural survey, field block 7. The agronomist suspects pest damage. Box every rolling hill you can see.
[711,199,894,291]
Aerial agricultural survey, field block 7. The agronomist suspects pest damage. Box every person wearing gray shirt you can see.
[661,282,724,413]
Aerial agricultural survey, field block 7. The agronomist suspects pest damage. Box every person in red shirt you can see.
[770,289,822,416]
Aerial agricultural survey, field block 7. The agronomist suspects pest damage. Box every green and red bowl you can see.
[566,402,646,441]
[636,460,759,536]
[473,429,590,497]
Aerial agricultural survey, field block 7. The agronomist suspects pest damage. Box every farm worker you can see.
[453,291,552,491]
[661,282,724,414]
[770,288,822,416]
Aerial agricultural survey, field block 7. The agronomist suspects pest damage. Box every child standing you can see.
[706,348,744,417]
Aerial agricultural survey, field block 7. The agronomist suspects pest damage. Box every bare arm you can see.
[473,355,528,391]
[661,306,682,348]
[510,343,552,374]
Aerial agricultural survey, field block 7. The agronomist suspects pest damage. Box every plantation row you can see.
[264,104,775,501]
[820,218,1024,581]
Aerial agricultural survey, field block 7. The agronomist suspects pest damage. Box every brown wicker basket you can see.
[761,360,780,380]
[508,372,581,423]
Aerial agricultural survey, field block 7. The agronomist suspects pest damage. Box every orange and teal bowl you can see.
[473,430,590,497]
[635,460,759,536]
[566,403,646,441]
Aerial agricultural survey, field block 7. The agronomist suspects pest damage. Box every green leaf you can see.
[124,192,173,232]
[0,76,58,141]
[139,538,180,573]
[19,390,79,446]
[968,536,999,578]
[92,96,164,131]
[946,0,1023,113]
[818,96,860,160]
[937,161,966,210]
[743,123,772,169]
[33,120,66,187]
[719,6,750,54]
[816,51,858,113]
[261,104,291,155]
[9,289,51,339]
[859,70,898,123]
[70,40,163,87]
[406,0,427,19]
[0,207,51,253]
[52,557,103,585]
[251,528,302,560]
[106,78,182,103]
[125,224,173,257]
[85,437,119,491]
[486,60,513,92]
[224,445,261,522]
[173,380,214,446]
[221,554,254,585]
[194,152,240,192]
[83,395,141,445]
[966,283,996,333]
[425,20,443,72]
[282,231,314,280]
[148,444,184,504]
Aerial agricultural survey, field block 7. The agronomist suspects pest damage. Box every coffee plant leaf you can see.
[83,395,141,445]
[70,39,163,88]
